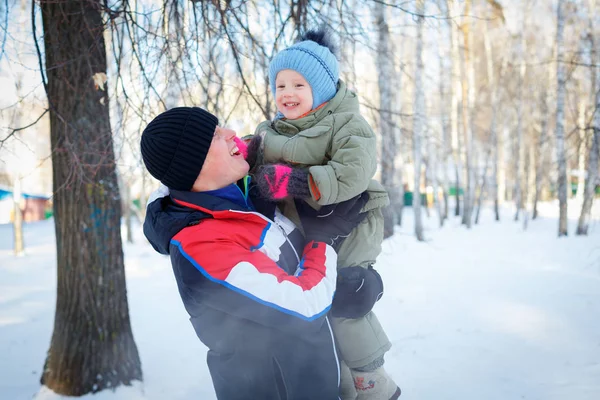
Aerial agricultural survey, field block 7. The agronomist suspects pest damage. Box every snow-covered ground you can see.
[1,201,599,400]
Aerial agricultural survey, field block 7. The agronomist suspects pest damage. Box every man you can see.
[140,107,384,399]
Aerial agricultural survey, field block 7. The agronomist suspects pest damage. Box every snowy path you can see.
[1,203,599,400]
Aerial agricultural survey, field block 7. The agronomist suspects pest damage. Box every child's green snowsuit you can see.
[254,80,392,368]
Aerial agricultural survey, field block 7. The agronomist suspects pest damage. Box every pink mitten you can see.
[233,136,249,159]
[234,135,262,169]
[254,164,311,200]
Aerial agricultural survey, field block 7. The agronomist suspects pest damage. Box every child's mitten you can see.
[233,135,262,169]
[254,164,311,200]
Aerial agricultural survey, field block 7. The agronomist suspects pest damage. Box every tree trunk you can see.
[533,94,549,220]
[163,1,184,109]
[393,17,405,226]
[448,0,462,218]
[576,95,587,201]
[577,126,599,235]
[555,0,569,236]
[428,138,444,227]
[475,147,492,225]
[423,160,431,218]
[514,14,527,222]
[483,11,500,222]
[438,27,449,225]
[13,176,24,256]
[523,140,535,231]
[577,2,599,235]
[40,0,142,395]
[140,170,148,220]
[498,125,508,207]
[374,1,400,238]
[460,0,475,228]
[413,0,426,241]
[121,175,134,244]
[533,123,547,221]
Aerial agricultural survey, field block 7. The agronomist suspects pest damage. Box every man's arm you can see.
[171,227,337,329]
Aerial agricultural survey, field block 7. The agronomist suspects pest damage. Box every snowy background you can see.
[1,201,599,400]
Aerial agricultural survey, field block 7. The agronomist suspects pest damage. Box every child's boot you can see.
[352,367,401,400]
[339,360,358,400]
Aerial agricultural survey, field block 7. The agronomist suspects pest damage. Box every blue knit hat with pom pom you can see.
[269,28,339,110]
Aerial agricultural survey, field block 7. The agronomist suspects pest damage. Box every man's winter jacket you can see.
[144,178,342,400]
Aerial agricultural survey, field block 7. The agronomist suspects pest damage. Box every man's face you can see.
[191,126,249,191]
[275,69,313,119]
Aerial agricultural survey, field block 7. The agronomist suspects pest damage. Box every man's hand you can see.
[331,265,384,318]
[296,192,369,250]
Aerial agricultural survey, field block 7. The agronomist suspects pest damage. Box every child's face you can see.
[275,70,313,119]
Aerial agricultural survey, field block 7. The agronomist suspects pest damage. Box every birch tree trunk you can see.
[534,41,555,220]
[438,20,449,224]
[523,139,536,230]
[10,2,27,255]
[533,104,548,220]
[140,170,148,220]
[394,35,405,226]
[164,1,184,109]
[119,174,134,244]
[483,11,500,222]
[10,99,25,256]
[556,0,569,236]
[13,176,24,255]
[40,0,142,394]
[448,0,463,218]
[474,147,492,224]
[374,1,399,238]
[413,0,426,241]
[460,0,475,228]
[534,95,550,219]
[577,0,600,235]
[576,94,587,201]
[428,128,444,227]
[514,16,527,221]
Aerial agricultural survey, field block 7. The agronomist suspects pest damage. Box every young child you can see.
[251,28,401,400]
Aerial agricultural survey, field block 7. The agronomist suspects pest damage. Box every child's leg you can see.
[331,312,391,369]
[333,208,400,399]
[335,207,383,269]
[333,208,391,365]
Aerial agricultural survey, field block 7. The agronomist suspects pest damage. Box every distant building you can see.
[0,187,51,224]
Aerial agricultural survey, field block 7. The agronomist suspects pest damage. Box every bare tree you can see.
[39,0,141,395]
[513,9,527,221]
[555,0,569,236]
[474,146,492,224]
[427,128,444,227]
[447,0,463,218]
[13,176,24,255]
[437,3,450,224]
[413,0,426,241]
[438,49,450,225]
[482,1,503,222]
[575,83,587,202]
[577,0,600,235]
[460,0,475,228]
[533,61,552,220]
[374,1,400,237]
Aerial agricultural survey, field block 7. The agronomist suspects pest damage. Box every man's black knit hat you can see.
[140,107,218,191]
